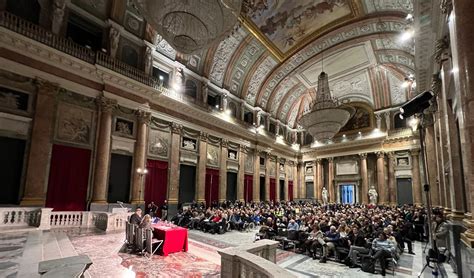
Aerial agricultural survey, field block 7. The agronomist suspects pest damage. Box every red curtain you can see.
[288,181,294,201]
[144,159,168,217]
[205,168,219,207]
[46,144,91,211]
[244,175,253,203]
[270,178,276,202]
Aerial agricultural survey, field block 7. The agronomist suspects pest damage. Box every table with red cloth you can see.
[151,223,188,256]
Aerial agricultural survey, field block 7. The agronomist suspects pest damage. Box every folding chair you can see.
[134,227,144,254]
[144,229,163,259]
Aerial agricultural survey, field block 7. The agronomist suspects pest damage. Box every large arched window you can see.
[184,80,197,99]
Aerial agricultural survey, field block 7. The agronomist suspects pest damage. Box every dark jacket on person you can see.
[129,213,142,225]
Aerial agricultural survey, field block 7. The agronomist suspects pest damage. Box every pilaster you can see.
[130,109,151,205]
[197,132,208,203]
[359,153,368,204]
[376,152,386,204]
[219,139,228,202]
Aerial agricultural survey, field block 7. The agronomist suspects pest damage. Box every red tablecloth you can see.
[152,224,188,256]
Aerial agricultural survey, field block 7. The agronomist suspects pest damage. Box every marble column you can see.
[284,162,289,201]
[387,152,397,205]
[328,158,335,203]
[359,153,368,204]
[252,150,260,202]
[130,110,151,205]
[196,132,208,203]
[436,91,452,213]
[264,154,270,201]
[434,110,447,209]
[424,124,440,206]
[275,158,280,201]
[21,80,60,206]
[298,162,305,199]
[90,95,117,206]
[237,146,246,202]
[312,161,318,200]
[442,88,466,220]
[168,123,182,212]
[411,150,422,205]
[219,139,228,202]
[315,159,322,202]
[376,152,386,204]
[450,0,474,251]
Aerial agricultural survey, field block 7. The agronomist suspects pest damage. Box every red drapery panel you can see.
[288,181,294,201]
[46,144,91,211]
[270,178,276,202]
[205,168,219,207]
[244,175,253,203]
[145,159,168,217]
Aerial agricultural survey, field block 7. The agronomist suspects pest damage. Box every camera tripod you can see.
[416,115,443,278]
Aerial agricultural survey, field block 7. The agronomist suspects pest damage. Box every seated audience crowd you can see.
[169,200,433,276]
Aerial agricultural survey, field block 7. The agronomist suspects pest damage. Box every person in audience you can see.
[346,225,369,267]
[139,214,152,230]
[433,213,448,250]
[129,207,143,225]
[287,219,299,231]
[322,225,340,262]
[372,232,396,276]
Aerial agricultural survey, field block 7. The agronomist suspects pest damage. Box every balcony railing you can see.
[0,11,96,63]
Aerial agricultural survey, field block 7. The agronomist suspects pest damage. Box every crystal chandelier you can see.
[133,0,242,54]
[299,71,354,142]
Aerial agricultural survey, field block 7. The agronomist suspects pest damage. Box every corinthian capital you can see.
[376,151,385,158]
[170,122,183,134]
[35,78,60,97]
[135,109,151,125]
[96,95,117,112]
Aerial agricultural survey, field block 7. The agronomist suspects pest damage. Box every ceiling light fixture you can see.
[133,0,242,54]
[299,53,354,142]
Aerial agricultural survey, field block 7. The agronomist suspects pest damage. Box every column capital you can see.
[440,0,453,15]
[170,122,183,134]
[387,151,395,159]
[359,153,368,159]
[221,139,228,148]
[240,145,248,153]
[199,131,208,142]
[376,151,385,158]
[96,95,117,112]
[135,109,151,125]
[35,78,60,97]
[327,157,334,163]
[410,149,421,156]
[315,158,322,164]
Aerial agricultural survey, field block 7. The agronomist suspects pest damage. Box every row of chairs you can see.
[125,222,163,258]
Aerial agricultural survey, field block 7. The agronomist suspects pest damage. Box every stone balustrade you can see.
[218,239,295,278]
[0,207,41,228]
[0,207,131,232]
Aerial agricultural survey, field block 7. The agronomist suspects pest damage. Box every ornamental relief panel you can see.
[330,70,373,104]
[209,28,247,87]
[55,102,95,147]
[388,72,407,105]
[258,20,404,107]
[267,77,298,114]
[207,144,220,167]
[148,129,170,158]
[245,56,277,105]
[244,153,254,173]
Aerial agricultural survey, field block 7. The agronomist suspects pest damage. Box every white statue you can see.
[109,27,120,58]
[368,186,378,204]
[144,47,153,75]
[222,94,228,111]
[51,0,66,35]
[322,187,328,204]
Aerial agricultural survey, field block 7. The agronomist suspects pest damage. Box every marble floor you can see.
[0,227,457,278]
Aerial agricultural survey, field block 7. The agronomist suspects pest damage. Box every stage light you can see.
[451,67,459,74]
[400,28,414,41]
[159,75,164,81]
[399,91,434,119]
[401,81,409,88]
[225,109,232,115]
[406,13,413,20]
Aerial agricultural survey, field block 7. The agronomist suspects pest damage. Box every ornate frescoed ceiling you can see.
[156,0,415,129]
